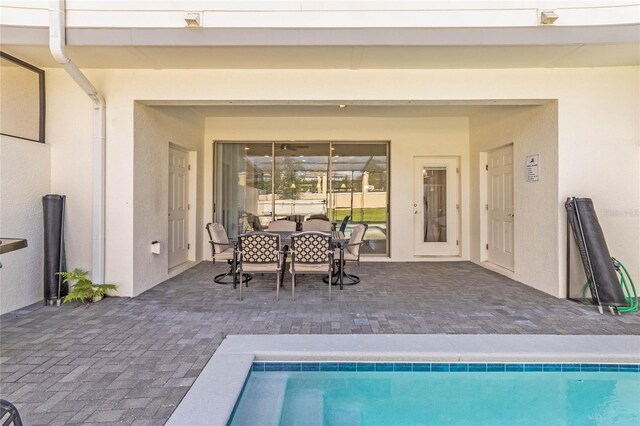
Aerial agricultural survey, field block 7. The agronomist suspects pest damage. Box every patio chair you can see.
[302,219,332,232]
[267,220,297,231]
[206,223,250,286]
[333,223,368,288]
[236,232,283,301]
[290,232,334,301]
[308,214,330,221]
[0,399,23,426]
[338,215,351,233]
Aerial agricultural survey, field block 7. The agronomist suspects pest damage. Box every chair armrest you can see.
[209,240,231,248]
[341,241,366,249]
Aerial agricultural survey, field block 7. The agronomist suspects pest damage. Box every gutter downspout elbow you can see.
[49,0,106,284]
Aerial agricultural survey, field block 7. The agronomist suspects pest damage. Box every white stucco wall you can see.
[205,116,470,261]
[133,104,206,296]
[40,66,638,298]
[46,71,94,279]
[0,135,50,314]
[469,103,560,296]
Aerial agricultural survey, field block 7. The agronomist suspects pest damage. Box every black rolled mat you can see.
[565,197,627,307]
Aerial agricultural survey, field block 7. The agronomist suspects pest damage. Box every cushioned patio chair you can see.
[332,223,368,289]
[302,219,332,232]
[290,232,334,301]
[206,223,251,288]
[266,220,297,231]
[206,223,251,286]
[236,232,283,301]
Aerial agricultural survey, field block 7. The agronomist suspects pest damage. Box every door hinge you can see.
[188,243,191,250]
[485,204,489,211]
[485,164,489,171]
[188,203,190,210]
[486,243,489,250]
[188,164,191,171]
[456,240,459,246]
[456,167,459,174]
[456,204,460,210]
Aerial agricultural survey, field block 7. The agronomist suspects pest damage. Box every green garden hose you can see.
[612,258,638,313]
[580,258,638,313]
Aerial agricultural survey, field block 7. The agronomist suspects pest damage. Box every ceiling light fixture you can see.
[338,104,347,108]
[184,11,202,28]
[539,10,559,25]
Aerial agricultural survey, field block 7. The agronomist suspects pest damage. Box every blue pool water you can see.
[229,363,640,426]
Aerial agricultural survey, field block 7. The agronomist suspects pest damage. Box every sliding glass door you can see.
[330,144,388,255]
[274,143,330,223]
[215,141,389,255]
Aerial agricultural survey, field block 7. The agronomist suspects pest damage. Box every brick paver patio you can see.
[1,261,638,425]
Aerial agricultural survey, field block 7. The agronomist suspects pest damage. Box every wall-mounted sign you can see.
[526,154,539,182]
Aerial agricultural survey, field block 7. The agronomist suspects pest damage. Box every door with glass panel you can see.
[413,157,459,256]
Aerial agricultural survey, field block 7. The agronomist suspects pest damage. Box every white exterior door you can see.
[487,144,514,270]
[168,146,189,269]
[413,157,459,256]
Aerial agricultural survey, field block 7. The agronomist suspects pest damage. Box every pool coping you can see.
[166,334,640,426]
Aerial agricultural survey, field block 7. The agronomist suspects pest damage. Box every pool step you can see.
[280,389,324,426]
[325,402,363,426]
[231,373,287,426]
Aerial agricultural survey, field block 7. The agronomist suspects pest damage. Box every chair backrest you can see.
[308,214,330,221]
[238,232,280,264]
[339,215,351,233]
[246,213,263,232]
[291,232,332,265]
[346,224,368,258]
[302,219,332,232]
[206,223,229,254]
[267,220,297,231]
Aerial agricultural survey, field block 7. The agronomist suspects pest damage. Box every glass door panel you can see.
[423,166,447,243]
[330,144,388,255]
[413,157,459,256]
[273,143,329,229]
[215,143,272,239]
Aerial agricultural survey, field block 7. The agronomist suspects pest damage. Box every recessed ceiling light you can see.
[244,147,250,150]
[338,104,347,108]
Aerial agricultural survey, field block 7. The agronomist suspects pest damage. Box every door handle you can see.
[507,213,514,218]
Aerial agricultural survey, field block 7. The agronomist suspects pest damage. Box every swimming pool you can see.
[165,335,640,425]
[230,362,640,426]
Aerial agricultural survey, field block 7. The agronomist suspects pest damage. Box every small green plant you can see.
[57,268,117,304]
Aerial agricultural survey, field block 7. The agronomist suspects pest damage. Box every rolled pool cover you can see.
[565,197,627,307]
[43,194,68,302]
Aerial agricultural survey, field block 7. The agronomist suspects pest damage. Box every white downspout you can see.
[49,0,106,284]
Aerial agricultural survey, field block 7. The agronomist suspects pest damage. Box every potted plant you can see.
[57,268,117,304]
